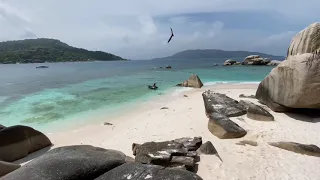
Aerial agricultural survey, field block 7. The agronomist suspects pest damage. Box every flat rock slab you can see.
[1,145,126,180]
[202,91,246,117]
[132,137,202,169]
[95,162,203,180]
[269,142,320,157]
[0,125,52,162]
[0,161,20,177]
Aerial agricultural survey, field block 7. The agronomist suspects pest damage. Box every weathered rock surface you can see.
[0,125,52,162]
[243,55,271,65]
[177,74,203,88]
[287,22,320,56]
[165,65,172,69]
[1,145,127,180]
[202,91,247,117]
[196,141,217,155]
[256,53,320,111]
[202,91,247,139]
[256,23,320,112]
[269,142,320,157]
[267,60,282,66]
[95,162,203,180]
[132,137,202,169]
[247,103,274,121]
[0,161,20,177]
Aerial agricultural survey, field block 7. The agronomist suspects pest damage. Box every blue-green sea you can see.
[0,58,274,132]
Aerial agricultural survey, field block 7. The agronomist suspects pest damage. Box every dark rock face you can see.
[0,124,5,130]
[0,125,52,162]
[1,145,127,180]
[165,66,172,69]
[268,142,320,157]
[247,103,274,121]
[95,162,203,180]
[0,161,20,177]
[132,137,202,169]
[196,141,217,155]
[202,91,247,139]
[177,74,203,88]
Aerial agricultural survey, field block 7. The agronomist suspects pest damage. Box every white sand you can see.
[38,84,320,180]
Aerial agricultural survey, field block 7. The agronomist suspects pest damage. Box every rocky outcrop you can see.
[269,142,320,157]
[0,161,20,177]
[223,59,236,66]
[165,65,172,69]
[267,60,282,66]
[132,137,202,170]
[256,23,320,112]
[2,145,127,180]
[0,124,5,130]
[96,162,203,180]
[0,125,52,162]
[177,74,203,88]
[202,91,247,139]
[287,22,320,57]
[243,55,271,65]
[256,53,320,111]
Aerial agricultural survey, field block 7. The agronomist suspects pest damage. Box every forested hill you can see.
[0,38,125,64]
[153,49,285,60]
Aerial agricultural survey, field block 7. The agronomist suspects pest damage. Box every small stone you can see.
[236,140,258,146]
[160,107,169,110]
[197,141,218,155]
[104,122,113,126]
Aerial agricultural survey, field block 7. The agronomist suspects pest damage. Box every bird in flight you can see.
[167,27,174,43]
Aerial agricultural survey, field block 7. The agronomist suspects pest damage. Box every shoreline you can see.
[43,82,261,134]
[41,82,320,180]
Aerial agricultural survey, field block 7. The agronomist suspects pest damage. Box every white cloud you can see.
[0,0,319,59]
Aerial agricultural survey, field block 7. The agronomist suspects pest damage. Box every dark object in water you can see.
[36,66,48,69]
[148,85,158,90]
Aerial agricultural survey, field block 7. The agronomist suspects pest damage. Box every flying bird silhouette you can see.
[167,27,174,43]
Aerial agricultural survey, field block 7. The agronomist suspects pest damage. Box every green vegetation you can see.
[153,49,285,60]
[0,38,125,64]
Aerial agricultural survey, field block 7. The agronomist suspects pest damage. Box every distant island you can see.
[152,49,285,60]
[0,38,125,64]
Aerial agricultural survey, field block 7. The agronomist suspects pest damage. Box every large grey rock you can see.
[95,162,203,180]
[0,125,52,162]
[256,53,320,111]
[1,145,126,180]
[223,59,236,66]
[132,137,201,169]
[202,91,247,139]
[269,142,320,157]
[256,23,320,112]
[287,22,320,56]
[0,161,20,177]
[177,74,203,88]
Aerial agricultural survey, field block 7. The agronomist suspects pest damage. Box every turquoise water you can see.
[0,59,274,132]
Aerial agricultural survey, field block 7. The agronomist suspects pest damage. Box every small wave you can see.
[203,81,260,86]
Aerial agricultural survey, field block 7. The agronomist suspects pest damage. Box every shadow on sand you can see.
[285,109,320,123]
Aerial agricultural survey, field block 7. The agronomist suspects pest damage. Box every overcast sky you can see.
[0,0,319,59]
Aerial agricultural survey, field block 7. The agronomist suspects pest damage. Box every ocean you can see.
[0,58,273,132]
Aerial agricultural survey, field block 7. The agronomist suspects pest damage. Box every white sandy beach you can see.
[29,83,320,180]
